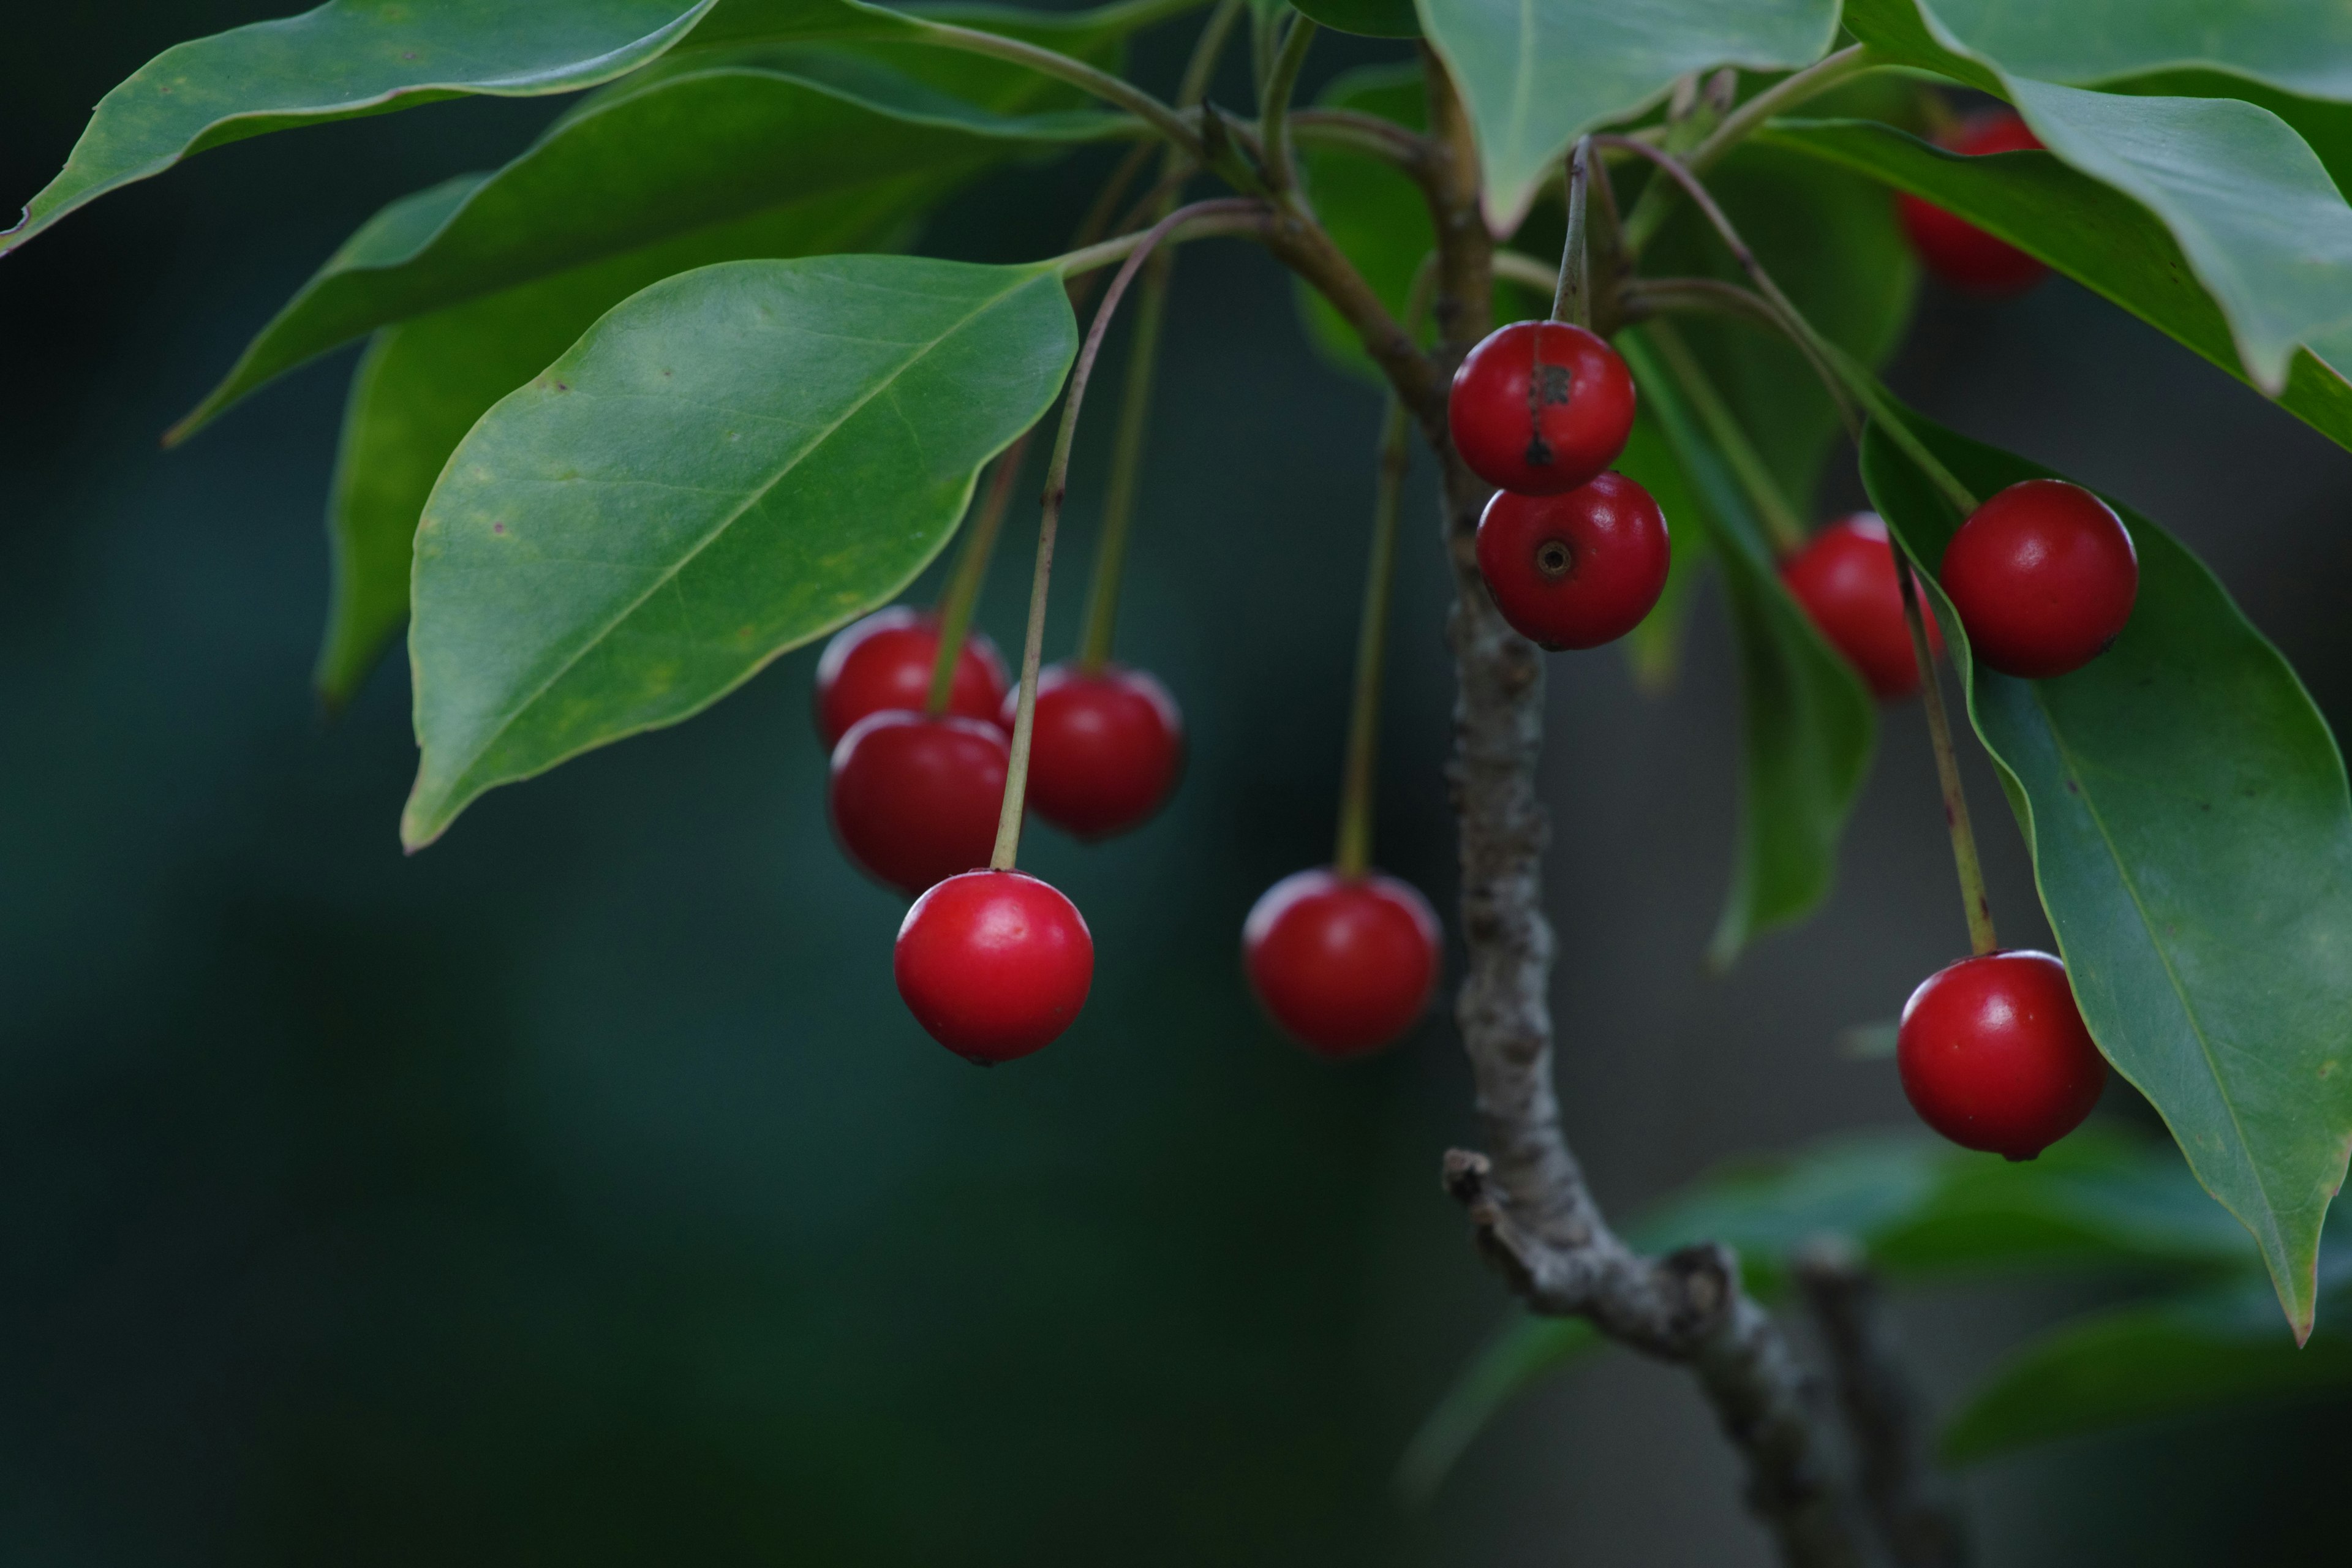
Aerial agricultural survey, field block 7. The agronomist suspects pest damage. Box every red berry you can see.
[828,712,1007,897]
[813,606,1009,748]
[1897,949,2106,1160]
[1476,472,1671,650]
[1939,478,2137,679]
[895,869,1093,1063]
[1008,662,1185,840]
[1781,513,1945,700]
[1449,320,1637,496]
[1896,110,2048,296]
[1243,869,1441,1057]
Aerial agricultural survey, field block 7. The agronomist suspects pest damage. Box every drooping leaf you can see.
[402,255,1076,847]
[1943,1251,2352,1463]
[1621,330,1874,965]
[1844,0,2352,398]
[1899,0,2352,110]
[1413,0,1839,230]
[173,56,1124,441]
[1861,413,2352,1338]
[1401,1128,2245,1504]
[1763,119,2352,459]
[2,0,722,254]
[317,186,922,707]
[1292,0,1417,39]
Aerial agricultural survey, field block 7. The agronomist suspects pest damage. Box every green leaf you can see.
[1294,67,1431,382]
[1413,0,1839,230]
[1943,1261,2352,1463]
[1612,409,1711,695]
[1642,107,1918,519]
[1292,0,1418,40]
[1763,119,2352,459]
[1844,0,2352,398]
[1,0,726,255]
[1898,0,2352,108]
[1860,413,2352,1338]
[1620,330,1874,965]
[317,184,922,707]
[402,254,1076,847]
[172,55,1122,441]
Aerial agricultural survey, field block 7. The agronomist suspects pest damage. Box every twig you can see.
[1794,1239,1970,1568]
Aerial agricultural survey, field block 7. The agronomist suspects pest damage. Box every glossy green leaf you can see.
[1,0,726,254]
[402,255,1076,847]
[1763,119,2352,459]
[1861,414,2352,1337]
[1944,1254,2352,1463]
[173,55,1123,441]
[1612,409,1710,695]
[1401,1128,2244,1504]
[1641,125,1919,520]
[1414,0,1839,230]
[1621,330,1874,965]
[317,185,921,707]
[1902,0,2352,108]
[1292,0,1418,40]
[1844,0,2352,397]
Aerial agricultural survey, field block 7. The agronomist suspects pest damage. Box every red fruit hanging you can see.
[1781,512,1944,699]
[1448,320,1638,496]
[1243,869,1441,1057]
[895,870,1094,1063]
[1476,472,1671,650]
[1896,109,2049,296]
[827,712,1008,897]
[1896,949,2106,1160]
[1008,662,1185,840]
[813,606,1009,748]
[1939,478,2137,679]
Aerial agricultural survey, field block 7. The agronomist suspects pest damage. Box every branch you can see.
[1794,1240,1971,1568]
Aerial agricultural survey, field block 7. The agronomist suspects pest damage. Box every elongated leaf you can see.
[1403,1129,2245,1504]
[1904,0,2352,111]
[403,255,1076,846]
[1414,0,1839,230]
[1844,0,2352,398]
[1764,119,2352,459]
[2,0,725,254]
[173,58,1121,440]
[1621,330,1874,965]
[1861,414,2352,1337]
[1944,1250,2352,1463]
[319,186,922,706]
[1612,409,1710,695]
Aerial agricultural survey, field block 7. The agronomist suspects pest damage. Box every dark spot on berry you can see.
[1536,538,1572,579]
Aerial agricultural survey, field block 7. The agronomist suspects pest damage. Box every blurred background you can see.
[7,4,2352,1562]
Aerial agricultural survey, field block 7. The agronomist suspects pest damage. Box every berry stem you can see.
[1639,318,1807,555]
[1895,533,1999,955]
[995,200,1250,871]
[924,435,1027,715]
[1551,138,1593,329]
[1335,252,1438,879]
[1259,14,1319,192]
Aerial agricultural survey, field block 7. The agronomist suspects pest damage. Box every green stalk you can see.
[896,14,1203,158]
[1897,547,1999,956]
[1640,319,1807,554]
[1551,138,1591,328]
[1075,255,1170,671]
[925,437,1027,714]
[1259,14,1319,192]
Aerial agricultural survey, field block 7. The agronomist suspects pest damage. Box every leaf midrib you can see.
[430,267,1043,799]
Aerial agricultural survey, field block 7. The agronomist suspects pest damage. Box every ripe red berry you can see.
[1781,513,1944,700]
[1008,662,1185,840]
[1897,949,2106,1160]
[1243,869,1441,1057]
[1449,320,1637,496]
[1939,478,2137,679]
[895,869,1093,1063]
[813,606,1009,748]
[1896,110,2048,296]
[1476,472,1671,650]
[828,712,1007,897]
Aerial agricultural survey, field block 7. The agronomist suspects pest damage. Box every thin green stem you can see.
[925,437,1027,714]
[1552,138,1591,327]
[1065,0,1215,36]
[1642,319,1807,554]
[1260,14,1319,191]
[1053,202,1270,277]
[1333,254,1437,878]
[1178,0,1246,107]
[1073,138,1162,252]
[995,200,1248,870]
[1077,251,1170,671]
[1896,541,1999,954]
[897,15,1204,159]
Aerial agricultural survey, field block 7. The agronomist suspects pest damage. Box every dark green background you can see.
[6,5,2352,1561]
